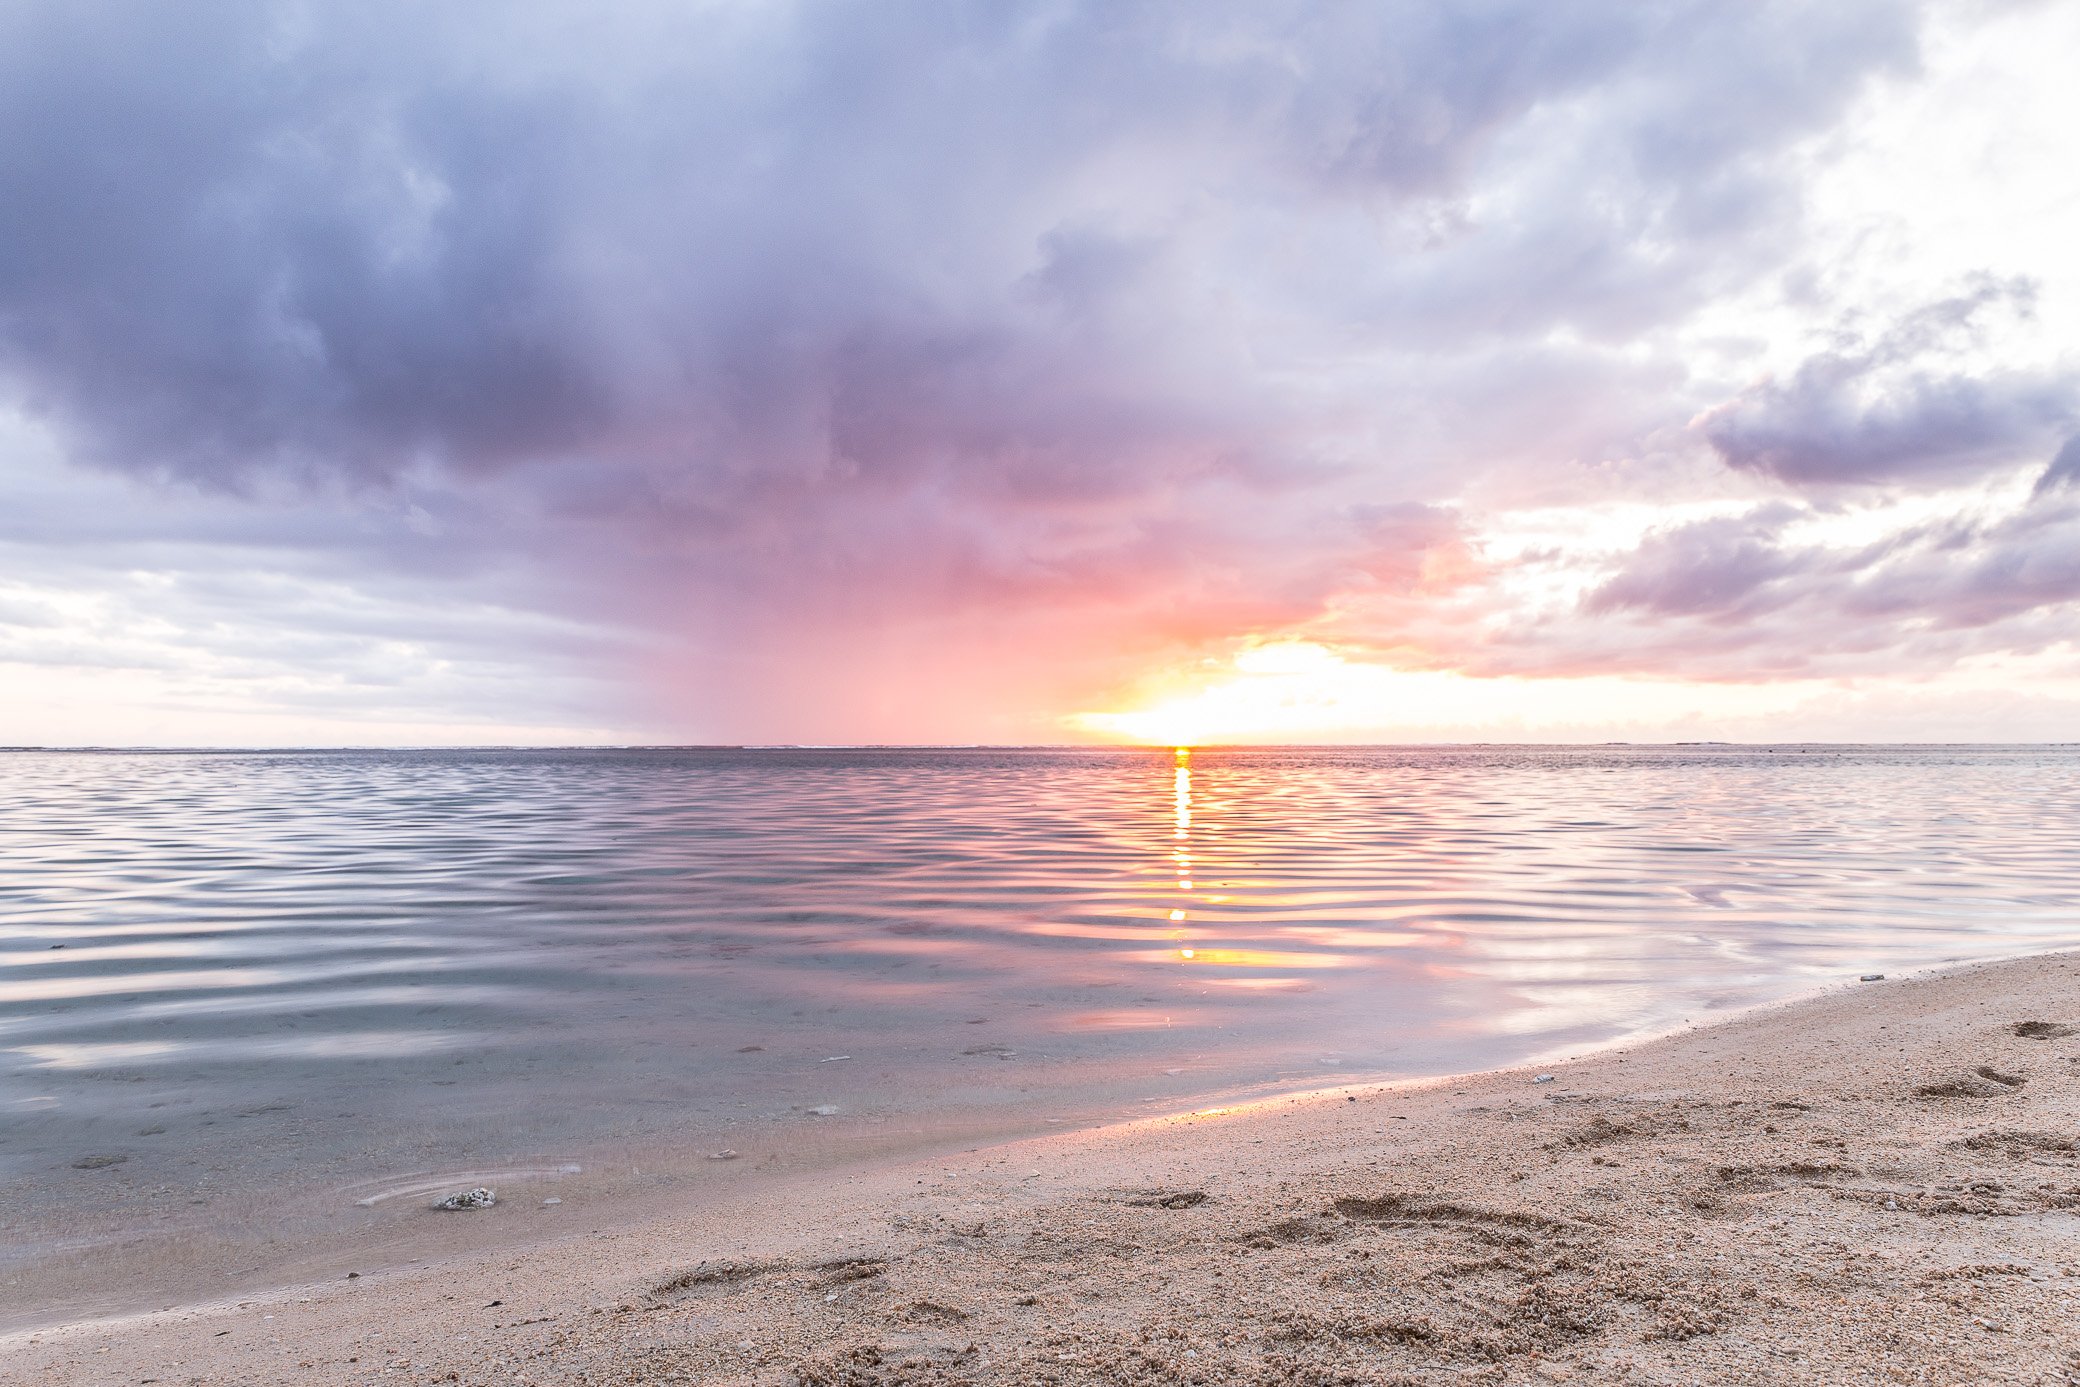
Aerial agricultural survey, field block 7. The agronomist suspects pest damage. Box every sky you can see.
[2,0,2078,746]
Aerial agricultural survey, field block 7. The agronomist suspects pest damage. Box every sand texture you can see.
[11,952,2080,1385]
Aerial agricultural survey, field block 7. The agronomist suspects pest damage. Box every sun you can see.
[1068,639,1848,745]
[1068,641,1354,745]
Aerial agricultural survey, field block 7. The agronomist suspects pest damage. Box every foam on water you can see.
[3,744,2078,1325]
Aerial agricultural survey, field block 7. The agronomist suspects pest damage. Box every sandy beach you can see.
[11,951,2080,1386]
[11,0,2080,1378]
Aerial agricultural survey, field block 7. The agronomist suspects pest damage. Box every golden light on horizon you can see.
[1070,640,1861,745]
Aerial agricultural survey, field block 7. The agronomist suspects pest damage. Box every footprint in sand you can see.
[1916,1066,2026,1099]
[1118,1188,1209,1209]
[1330,1194,1575,1235]
[1955,1130,2077,1161]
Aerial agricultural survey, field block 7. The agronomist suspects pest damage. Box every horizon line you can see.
[5,741,2077,754]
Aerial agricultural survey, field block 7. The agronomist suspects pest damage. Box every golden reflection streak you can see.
[1132,947,1358,969]
[1170,747,1192,959]
[1155,748,1345,980]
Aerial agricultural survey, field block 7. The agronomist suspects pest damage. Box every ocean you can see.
[4,744,2077,1325]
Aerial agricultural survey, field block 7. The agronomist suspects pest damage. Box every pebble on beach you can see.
[431,1187,497,1211]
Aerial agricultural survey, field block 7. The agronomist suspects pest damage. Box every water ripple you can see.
[4,744,2080,1285]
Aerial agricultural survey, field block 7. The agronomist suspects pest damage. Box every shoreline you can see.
[0,962,1907,1335]
[12,950,2080,1384]
[0,956,1871,1336]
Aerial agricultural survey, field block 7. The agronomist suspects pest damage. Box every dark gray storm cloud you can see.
[9,0,2057,736]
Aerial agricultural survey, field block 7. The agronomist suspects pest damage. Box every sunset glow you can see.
[1078,643,1826,746]
[0,2,2076,745]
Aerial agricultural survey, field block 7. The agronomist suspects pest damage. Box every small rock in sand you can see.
[1860,974,1886,981]
[1533,1074,1556,1084]
[706,1149,740,1160]
[806,1105,841,1117]
[541,1197,562,1205]
[432,1187,497,1211]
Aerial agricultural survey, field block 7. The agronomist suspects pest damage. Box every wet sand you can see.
[11,951,2080,1385]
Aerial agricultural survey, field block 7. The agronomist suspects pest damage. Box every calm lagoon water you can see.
[4,744,2078,1324]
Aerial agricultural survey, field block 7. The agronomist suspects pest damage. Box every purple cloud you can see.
[16,0,2066,738]
[2032,435,2080,498]
[1695,280,2077,487]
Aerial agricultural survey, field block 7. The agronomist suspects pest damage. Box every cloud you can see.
[14,0,2075,740]
[2032,434,2080,497]
[1581,504,1812,624]
[1526,470,2080,682]
[1693,278,2078,487]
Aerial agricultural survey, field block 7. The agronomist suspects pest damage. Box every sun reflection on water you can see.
[1170,747,1194,963]
[1158,746,1356,989]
